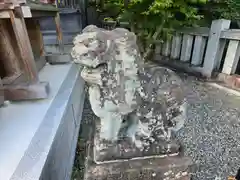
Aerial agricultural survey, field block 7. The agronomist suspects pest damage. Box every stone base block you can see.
[84,119,193,180]
[4,81,50,101]
[46,54,72,64]
[85,151,192,180]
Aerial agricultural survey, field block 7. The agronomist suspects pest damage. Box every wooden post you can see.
[202,19,231,77]
[9,8,39,82]
[222,40,240,75]
[191,36,207,66]
[180,34,193,62]
[0,19,22,83]
[171,34,182,59]
[54,12,63,50]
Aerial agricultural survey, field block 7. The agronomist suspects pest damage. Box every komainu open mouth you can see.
[81,63,107,86]
[94,63,107,70]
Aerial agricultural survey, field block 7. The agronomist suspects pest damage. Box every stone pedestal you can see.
[85,156,192,180]
[84,117,192,180]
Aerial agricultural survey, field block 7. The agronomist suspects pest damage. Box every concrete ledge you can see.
[0,63,85,180]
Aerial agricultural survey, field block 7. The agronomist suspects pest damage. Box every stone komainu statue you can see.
[71,25,187,163]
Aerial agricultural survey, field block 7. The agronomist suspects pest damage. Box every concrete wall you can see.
[40,65,85,180]
[0,63,85,180]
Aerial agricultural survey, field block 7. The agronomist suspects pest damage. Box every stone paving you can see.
[176,74,240,180]
[74,74,240,180]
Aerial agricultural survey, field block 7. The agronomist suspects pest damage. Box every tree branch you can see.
[143,21,164,61]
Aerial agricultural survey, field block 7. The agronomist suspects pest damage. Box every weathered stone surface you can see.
[83,111,192,180]
[71,25,187,163]
[85,155,192,180]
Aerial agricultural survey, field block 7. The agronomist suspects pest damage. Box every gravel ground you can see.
[72,74,240,180]
[176,74,240,180]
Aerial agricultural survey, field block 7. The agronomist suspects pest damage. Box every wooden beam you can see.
[0,0,26,4]
[0,10,10,18]
[177,27,210,37]
[30,10,57,17]
[9,7,39,82]
[0,4,14,10]
[27,2,57,12]
[221,29,240,40]
[4,81,49,101]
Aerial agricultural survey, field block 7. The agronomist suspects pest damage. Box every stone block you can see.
[46,54,72,64]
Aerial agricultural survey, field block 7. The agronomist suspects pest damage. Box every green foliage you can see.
[198,0,240,25]
[93,0,240,60]
[101,0,204,34]
[96,0,206,59]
